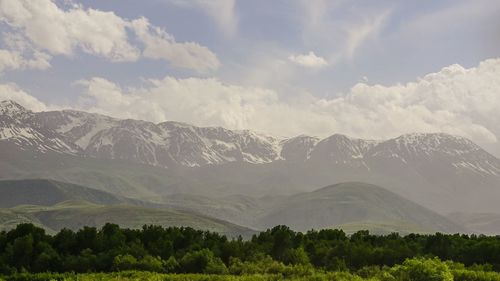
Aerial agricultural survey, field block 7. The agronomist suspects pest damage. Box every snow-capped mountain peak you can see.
[0,100,32,119]
[1,100,499,177]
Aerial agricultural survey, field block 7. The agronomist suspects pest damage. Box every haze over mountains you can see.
[1,99,500,235]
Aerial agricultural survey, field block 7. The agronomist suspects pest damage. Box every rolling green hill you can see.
[0,179,256,237]
[4,201,256,237]
[0,179,126,208]
[447,212,500,235]
[256,182,466,234]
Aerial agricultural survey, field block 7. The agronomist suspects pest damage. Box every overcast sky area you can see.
[1,0,500,156]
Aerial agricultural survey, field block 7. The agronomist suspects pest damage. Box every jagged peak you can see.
[374,132,484,158]
[158,120,194,129]
[0,100,30,115]
[320,133,375,146]
[393,132,478,148]
[281,134,320,143]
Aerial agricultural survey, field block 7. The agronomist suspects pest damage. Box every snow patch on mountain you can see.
[1,100,500,177]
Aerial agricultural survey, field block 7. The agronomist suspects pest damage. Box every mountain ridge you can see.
[2,100,500,215]
[2,100,498,174]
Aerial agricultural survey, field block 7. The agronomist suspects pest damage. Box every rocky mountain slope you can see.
[1,100,500,215]
[2,100,500,175]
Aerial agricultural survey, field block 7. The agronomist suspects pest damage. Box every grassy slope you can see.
[0,146,470,235]
[447,212,500,235]
[0,178,256,237]
[1,201,256,237]
[0,179,126,208]
[256,182,466,234]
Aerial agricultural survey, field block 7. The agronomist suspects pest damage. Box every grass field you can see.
[0,200,256,237]
[3,269,500,281]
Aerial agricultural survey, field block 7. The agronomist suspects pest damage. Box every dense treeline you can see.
[1,223,500,275]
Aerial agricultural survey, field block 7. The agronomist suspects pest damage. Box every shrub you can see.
[453,269,500,281]
[113,254,138,271]
[164,256,180,273]
[389,257,453,281]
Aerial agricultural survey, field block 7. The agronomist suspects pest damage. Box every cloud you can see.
[4,57,500,153]
[72,58,500,149]
[0,49,51,72]
[297,1,391,64]
[0,0,139,61]
[75,76,280,130]
[131,17,220,73]
[344,11,390,59]
[166,0,237,36]
[0,0,219,71]
[288,52,328,68]
[0,83,50,111]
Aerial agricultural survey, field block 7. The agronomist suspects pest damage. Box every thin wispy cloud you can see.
[167,0,238,36]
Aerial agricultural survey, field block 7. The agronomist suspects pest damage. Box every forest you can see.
[1,224,500,280]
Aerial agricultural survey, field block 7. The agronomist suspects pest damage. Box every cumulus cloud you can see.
[0,0,219,71]
[3,58,500,153]
[72,58,500,149]
[0,49,51,72]
[0,0,139,61]
[288,52,328,68]
[75,76,279,130]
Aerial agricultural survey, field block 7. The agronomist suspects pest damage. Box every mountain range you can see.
[1,99,500,234]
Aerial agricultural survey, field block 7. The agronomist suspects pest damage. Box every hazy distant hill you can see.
[0,179,125,208]
[447,212,500,235]
[256,182,466,234]
[0,179,256,237]
[0,179,467,235]
[149,182,468,234]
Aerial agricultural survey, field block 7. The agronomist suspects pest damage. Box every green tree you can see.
[12,234,34,271]
[283,247,310,265]
[390,257,453,281]
[113,254,137,271]
[164,256,179,273]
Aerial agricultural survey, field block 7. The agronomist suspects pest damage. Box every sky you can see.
[0,0,500,156]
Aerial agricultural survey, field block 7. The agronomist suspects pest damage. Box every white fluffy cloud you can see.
[3,58,500,154]
[72,58,500,150]
[131,18,220,73]
[0,0,139,61]
[288,52,328,68]
[0,49,51,72]
[320,59,500,143]
[0,0,219,71]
